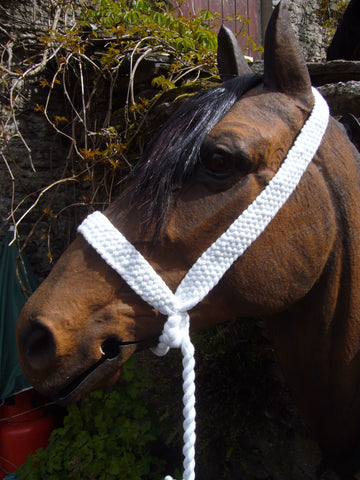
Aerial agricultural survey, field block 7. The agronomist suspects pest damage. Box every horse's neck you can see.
[317,119,360,355]
[265,119,360,459]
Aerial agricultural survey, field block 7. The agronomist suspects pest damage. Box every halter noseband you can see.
[78,87,329,480]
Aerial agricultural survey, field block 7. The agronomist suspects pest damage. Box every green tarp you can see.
[0,229,38,401]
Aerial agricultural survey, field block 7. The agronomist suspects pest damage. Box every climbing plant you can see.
[316,0,350,41]
[0,0,263,266]
[0,1,206,259]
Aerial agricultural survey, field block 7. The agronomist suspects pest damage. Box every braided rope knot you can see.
[153,312,190,356]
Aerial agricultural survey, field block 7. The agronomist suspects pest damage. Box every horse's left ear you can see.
[264,0,313,109]
[217,25,252,81]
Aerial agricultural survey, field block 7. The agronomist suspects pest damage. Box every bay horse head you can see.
[17,1,360,475]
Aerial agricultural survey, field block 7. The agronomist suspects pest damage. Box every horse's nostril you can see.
[100,337,121,359]
[23,323,56,370]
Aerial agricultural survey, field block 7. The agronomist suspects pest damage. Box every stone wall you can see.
[0,1,79,280]
[0,0,358,282]
[0,86,76,280]
[286,0,329,61]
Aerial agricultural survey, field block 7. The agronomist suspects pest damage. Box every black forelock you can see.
[126,73,262,237]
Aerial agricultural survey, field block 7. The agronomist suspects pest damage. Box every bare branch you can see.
[8,176,78,239]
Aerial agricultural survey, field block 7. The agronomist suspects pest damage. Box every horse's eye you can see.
[205,153,233,174]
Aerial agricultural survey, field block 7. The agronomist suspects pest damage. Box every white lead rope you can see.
[78,87,329,480]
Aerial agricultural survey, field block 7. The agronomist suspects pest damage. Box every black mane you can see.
[127,74,262,236]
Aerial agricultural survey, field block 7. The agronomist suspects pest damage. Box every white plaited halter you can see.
[78,87,329,480]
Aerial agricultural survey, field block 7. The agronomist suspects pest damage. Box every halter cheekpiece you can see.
[78,87,329,480]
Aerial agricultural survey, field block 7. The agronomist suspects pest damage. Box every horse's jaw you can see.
[16,235,162,404]
[40,353,127,406]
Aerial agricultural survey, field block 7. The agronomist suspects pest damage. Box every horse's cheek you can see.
[227,179,336,314]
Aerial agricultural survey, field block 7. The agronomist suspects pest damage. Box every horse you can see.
[16,1,360,477]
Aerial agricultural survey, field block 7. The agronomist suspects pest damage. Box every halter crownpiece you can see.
[78,87,329,480]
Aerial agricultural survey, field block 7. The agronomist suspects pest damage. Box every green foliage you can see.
[193,320,273,475]
[17,359,165,480]
[83,0,218,53]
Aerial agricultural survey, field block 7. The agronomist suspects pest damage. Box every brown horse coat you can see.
[17,1,360,474]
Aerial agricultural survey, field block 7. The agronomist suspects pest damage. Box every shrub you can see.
[17,359,165,480]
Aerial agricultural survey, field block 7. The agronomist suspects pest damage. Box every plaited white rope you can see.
[78,87,329,480]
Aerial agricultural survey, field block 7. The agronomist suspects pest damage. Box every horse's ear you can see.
[217,25,252,81]
[264,0,313,108]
